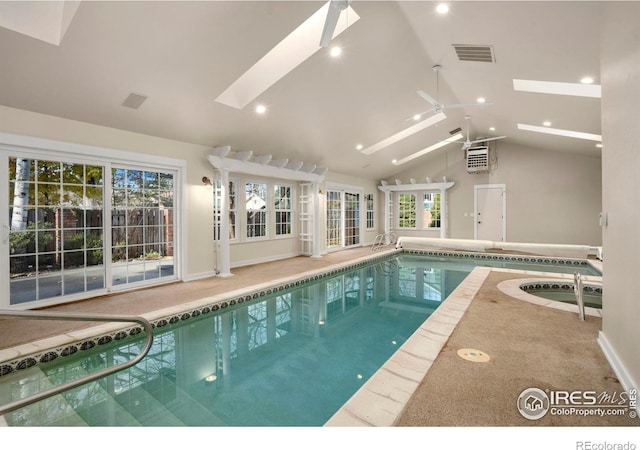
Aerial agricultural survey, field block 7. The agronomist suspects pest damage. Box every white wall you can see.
[389,141,602,246]
[600,2,640,393]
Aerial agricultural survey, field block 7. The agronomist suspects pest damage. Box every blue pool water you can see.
[0,252,601,426]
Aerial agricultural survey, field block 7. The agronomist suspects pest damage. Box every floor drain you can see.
[457,348,491,362]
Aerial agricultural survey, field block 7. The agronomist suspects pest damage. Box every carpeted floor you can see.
[395,271,638,427]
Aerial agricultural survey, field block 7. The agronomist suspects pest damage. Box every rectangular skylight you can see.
[392,133,464,165]
[517,124,602,141]
[360,112,447,155]
[513,79,601,98]
[215,2,360,109]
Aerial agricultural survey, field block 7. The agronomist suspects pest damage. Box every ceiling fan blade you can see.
[442,102,495,110]
[469,136,507,144]
[320,1,348,47]
[417,90,439,107]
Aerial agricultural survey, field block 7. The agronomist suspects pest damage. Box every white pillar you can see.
[440,188,447,239]
[311,181,322,259]
[384,190,391,235]
[217,168,233,277]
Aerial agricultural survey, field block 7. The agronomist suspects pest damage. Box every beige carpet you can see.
[395,272,638,427]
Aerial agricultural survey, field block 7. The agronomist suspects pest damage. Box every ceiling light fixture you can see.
[413,114,422,121]
[330,46,342,57]
[518,123,602,142]
[580,76,595,85]
[392,133,464,166]
[356,144,363,150]
[255,104,267,114]
[476,97,486,103]
[489,127,496,131]
[596,143,603,148]
[436,3,449,14]
[360,112,447,155]
[513,79,601,98]
[543,121,551,127]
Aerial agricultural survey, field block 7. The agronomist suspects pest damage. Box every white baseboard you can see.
[598,331,639,412]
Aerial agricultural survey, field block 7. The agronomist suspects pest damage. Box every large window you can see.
[326,188,361,249]
[344,192,360,247]
[246,182,267,238]
[398,193,417,228]
[423,192,441,229]
[274,184,292,236]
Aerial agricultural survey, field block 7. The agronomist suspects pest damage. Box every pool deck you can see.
[1,246,637,427]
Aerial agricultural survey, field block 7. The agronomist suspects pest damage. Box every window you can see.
[326,188,361,249]
[423,192,441,229]
[365,193,375,229]
[246,182,267,238]
[213,178,237,240]
[274,184,293,236]
[398,193,417,228]
[344,192,360,247]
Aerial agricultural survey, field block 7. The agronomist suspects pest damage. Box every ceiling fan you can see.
[320,0,351,47]
[416,65,494,117]
[456,115,507,151]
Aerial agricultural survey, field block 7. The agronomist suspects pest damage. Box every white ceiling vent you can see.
[453,45,495,63]
[466,146,490,173]
[121,93,148,110]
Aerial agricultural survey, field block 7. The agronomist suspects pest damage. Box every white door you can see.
[475,184,506,241]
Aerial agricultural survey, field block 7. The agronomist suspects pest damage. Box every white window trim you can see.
[365,193,376,230]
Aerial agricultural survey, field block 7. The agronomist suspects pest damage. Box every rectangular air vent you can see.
[122,93,148,110]
[467,147,490,173]
[449,127,462,135]
[453,45,495,63]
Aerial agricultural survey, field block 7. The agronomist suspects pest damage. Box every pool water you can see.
[0,252,601,426]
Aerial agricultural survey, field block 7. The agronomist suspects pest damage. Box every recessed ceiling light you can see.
[489,127,496,131]
[391,159,398,164]
[543,121,552,127]
[518,123,602,142]
[356,144,363,150]
[580,76,595,84]
[255,104,267,114]
[477,97,486,103]
[596,143,603,148]
[413,114,422,121]
[513,79,601,98]
[330,46,342,58]
[436,3,449,14]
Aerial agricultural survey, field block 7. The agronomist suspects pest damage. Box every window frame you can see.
[245,180,269,240]
[365,193,375,230]
[274,184,294,238]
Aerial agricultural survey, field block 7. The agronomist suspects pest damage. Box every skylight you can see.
[215,2,360,109]
[517,124,602,142]
[360,112,447,155]
[513,79,601,98]
[392,133,464,165]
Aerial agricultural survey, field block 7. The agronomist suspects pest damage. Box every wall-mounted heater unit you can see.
[466,146,489,173]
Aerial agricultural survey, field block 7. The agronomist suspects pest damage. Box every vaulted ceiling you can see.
[0,1,603,180]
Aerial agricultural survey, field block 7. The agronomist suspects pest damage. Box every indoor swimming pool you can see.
[0,251,602,426]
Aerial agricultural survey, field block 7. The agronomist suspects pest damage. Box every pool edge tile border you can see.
[323,266,492,427]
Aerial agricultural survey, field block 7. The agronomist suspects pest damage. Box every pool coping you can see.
[0,248,604,425]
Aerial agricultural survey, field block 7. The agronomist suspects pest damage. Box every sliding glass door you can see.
[2,151,179,308]
[326,188,361,250]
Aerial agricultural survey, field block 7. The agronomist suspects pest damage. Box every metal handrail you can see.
[573,272,586,321]
[372,232,398,251]
[0,310,154,416]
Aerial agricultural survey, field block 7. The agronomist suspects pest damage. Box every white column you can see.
[217,168,233,277]
[440,188,447,239]
[311,181,322,259]
[384,190,391,235]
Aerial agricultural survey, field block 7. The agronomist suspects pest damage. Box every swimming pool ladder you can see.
[372,232,398,251]
[0,310,153,415]
[573,272,586,321]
